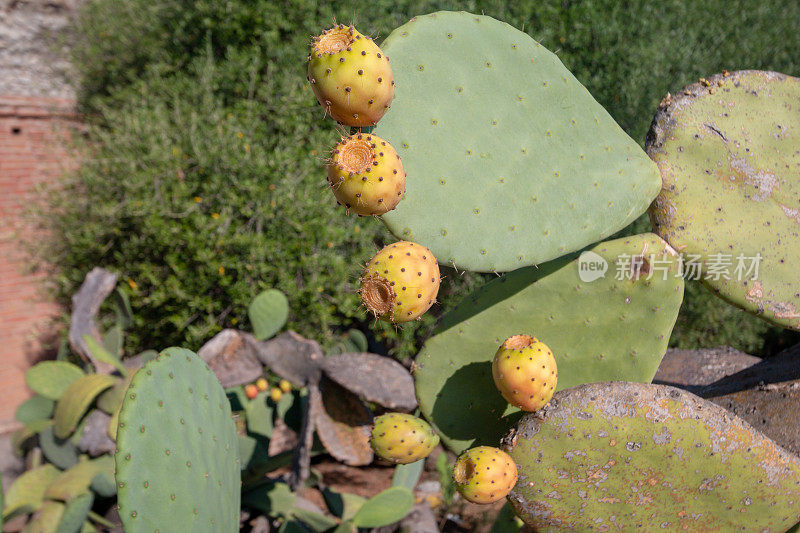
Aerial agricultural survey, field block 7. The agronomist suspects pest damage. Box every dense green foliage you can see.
[47,0,800,357]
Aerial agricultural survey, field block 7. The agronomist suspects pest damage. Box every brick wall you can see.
[0,95,77,433]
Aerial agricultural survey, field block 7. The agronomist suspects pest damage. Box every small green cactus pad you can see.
[25,362,84,401]
[415,233,683,453]
[45,456,114,501]
[647,70,800,330]
[505,382,800,530]
[2,464,60,520]
[375,11,660,272]
[115,348,240,532]
[53,374,116,439]
[248,288,289,341]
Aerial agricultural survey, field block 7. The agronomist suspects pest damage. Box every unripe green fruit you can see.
[370,413,438,464]
[359,241,440,323]
[492,335,557,411]
[454,446,518,504]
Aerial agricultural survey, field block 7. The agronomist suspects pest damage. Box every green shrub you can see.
[48,0,800,359]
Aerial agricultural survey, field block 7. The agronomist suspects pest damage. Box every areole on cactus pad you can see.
[374,11,661,272]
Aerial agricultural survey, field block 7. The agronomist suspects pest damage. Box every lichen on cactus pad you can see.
[115,348,240,532]
[374,11,660,272]
[328,133,405,216]
[454,446,518,504]
[648,70,800,330]
[359,241,440,323]
[505,382,800,530]
[308,24,394,127]
[370,413,439,464]
[414,233,683,454]
[492,335,557,412]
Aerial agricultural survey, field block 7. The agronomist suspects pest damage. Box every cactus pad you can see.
[374,11,660,272]
[115,348,240,532]
[506,382,800,530]
[647,70,800,330]
[415,234,684,453]
[25,362,84,401]
[2,464,60,519]
[53,374,116,439]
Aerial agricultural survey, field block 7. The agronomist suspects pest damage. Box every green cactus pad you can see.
[26,500,65,532]
[56,493,93,533]
[15,396,55,424]
[45,456,114,501]
[506,382,800,530]
[115,348,240,532]
[2,464,60,519]
[53,374,117,439]
[39,426,80,470]
[25,362,85,401]
[248,288,289,341]
[415,234,684,453]
[648,70,800,330]
[351,487,414,528]
[375,11,660,272]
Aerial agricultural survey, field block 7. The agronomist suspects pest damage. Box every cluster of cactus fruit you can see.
[307,10,800,531]
[6,9,800,532]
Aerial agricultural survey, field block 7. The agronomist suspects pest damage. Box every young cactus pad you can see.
[374,12,660,272]
[414,233,684,454]
[505,382,800,530]
[647,70,800,330]
[115,348,240,532]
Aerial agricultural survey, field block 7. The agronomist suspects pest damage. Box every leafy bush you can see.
[46,0,800,358]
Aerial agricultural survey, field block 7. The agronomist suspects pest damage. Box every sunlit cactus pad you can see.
[115,348,240,532]
[506,382,800,530]
[414,234,683,453]
[648,70,800,330]
[375,11,661,272]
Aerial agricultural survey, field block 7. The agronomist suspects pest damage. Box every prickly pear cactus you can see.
[308,24,394,127]
[415,233,684,453]
[370,413,439,464]
[647,70,800,330]
[359,241,440,323]
[505,382,800,530]
[115,348,240,532]
[374,11,661,272]
[328,133,406,216]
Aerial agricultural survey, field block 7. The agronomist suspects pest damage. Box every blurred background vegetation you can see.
[42,0,800,360]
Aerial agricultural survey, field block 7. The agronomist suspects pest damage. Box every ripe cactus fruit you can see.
[278,379,292,393]
[359,241,440,323]
[370,413,439,464]
[308,24,394,127]
[255,378,268,392]
[244,384,258,399]
[269,388,283,402]
[492,335,557,411]
[453,446,518,504]
[328,133,405,216]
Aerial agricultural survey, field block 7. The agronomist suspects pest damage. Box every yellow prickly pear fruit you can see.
[327,133,405,216]
[453,446,518,504]
[307,24,394,127]
[359,241,440,323]
[492,335,558,411]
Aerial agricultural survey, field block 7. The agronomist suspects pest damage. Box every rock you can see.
[654,346,760,393]
[198,329,263,388]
